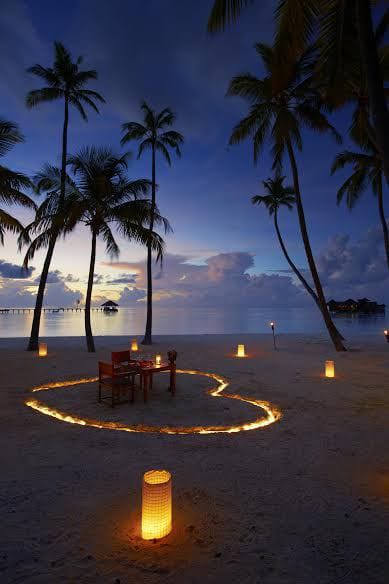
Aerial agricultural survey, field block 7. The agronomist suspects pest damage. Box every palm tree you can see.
[121,102,183,345]
[25,41,105,351]
[0,119,35,242]
[208,1,389,182]
[252,174,320,306]
[18,165,82,325]
[67,146,170,352]
[332,142,389,269]
[228,42,346,351]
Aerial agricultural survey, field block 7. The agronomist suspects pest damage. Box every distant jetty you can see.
[0,307,104,314]
[327,298,385,314]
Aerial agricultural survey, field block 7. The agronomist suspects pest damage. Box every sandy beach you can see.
[2,333,389,583]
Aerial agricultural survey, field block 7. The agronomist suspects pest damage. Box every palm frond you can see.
[0,119,24,156]
[207,0,253,33]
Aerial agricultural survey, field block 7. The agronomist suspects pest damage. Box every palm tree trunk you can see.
[274,210,319,306]
[142,144,156,345]
[85,230,96,352]
[27,98,69,352]
[274,210,345,341]
[286,139,346,351]
[377,173,389,271]
[60,96,69,201]
[356,0,389,183]
[27,233,57,351]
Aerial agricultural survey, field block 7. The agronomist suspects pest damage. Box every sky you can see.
[0,0,388,309]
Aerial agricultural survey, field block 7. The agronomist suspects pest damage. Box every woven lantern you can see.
[325,360,335,378]
[236,344,246,358]
[38,342,48,357]
[141,470,172,540]
[131,339,139,352]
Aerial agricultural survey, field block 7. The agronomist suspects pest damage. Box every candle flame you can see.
[25,370,282,435]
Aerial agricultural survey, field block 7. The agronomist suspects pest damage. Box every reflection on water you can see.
[0,306,387,337]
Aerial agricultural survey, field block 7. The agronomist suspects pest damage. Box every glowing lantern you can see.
[131,339,139,352]
[155,354,162,366]
[325,360,335,378]
[38,342,48,357]
[141,470,172,540]
[236,344,246,358]
[384,330,389,343]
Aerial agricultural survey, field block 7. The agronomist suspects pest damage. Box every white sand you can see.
[1,333,389,583]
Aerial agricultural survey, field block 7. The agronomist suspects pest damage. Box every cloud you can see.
[317,227,389,302]
[117,286,146,305]
[110,252,309,307]
[105,273,138,285]
[64,273,80,283]
[0,279,83,308]
[93,273,104,284]
[34,269,62,284]
[0,260,34,279]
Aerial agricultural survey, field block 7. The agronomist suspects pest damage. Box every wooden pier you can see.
[0,307,104,314]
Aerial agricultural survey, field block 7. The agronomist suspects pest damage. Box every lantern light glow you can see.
[155,354,162,366]
[384,330,389,343]
[236,344,246,358]
[325,360,335,378]
[141,469,172,540]
[131,339,139,352]
[38,342,48,357]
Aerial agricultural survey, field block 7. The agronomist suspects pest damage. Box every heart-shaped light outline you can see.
[25,369,282,435]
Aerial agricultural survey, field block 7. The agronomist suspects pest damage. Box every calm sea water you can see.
[0,306,387,337]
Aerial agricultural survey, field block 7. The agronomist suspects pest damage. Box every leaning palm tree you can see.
[0,119,35,243]
[121,102,183,345]
[25,41,105,351]
[67,146,170,352]
[332,141,389,269]
[252,174,320,306]
[228,42,345,351]
[18,165,81,348]
[208,1,389,183]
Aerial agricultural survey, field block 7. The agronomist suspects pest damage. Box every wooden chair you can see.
[98,356,139,407]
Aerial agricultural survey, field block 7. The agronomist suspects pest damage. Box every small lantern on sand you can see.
[384,330,389,344]
[38,342,48,357]
[155,354,162,366]
[325,360,335,378]
[236,344,246,358]
[131,339,139,352]
[141,470,172,540]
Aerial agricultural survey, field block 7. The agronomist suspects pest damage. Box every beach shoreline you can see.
[2,333,389,582]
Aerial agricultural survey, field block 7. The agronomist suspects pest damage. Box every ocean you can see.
[0,306,387,338]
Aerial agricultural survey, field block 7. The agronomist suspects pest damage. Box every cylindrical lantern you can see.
[38,342,48,357]
[142,470,172,540]
[384,330,389,343]
[155,354,162,366]
[325,360,335,378]
[131,339,139,352]
[236,344,246,358]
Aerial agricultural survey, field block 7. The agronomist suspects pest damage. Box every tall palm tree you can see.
[121,102,183,345]
[332,142,389,269]
[208,1,389,182]
[0,119,35,242]
[252,174,320,306]
[25,41,105,351]
[228,42,346,351]
[67,146,170,352]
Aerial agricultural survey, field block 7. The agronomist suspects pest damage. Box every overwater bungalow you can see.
[101,300,119,313]
[327,298,385,314]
